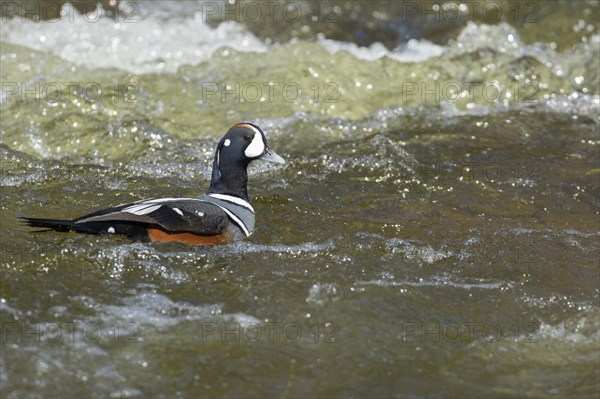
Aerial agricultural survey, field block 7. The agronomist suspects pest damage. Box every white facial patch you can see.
[223,139,231,147]
[244,132,265,158]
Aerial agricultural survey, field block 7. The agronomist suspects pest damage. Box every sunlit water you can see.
[1,1,599,397]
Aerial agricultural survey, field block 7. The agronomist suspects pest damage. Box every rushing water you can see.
[1,0,599,397]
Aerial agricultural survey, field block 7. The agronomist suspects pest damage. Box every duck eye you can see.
[243,134,252,142]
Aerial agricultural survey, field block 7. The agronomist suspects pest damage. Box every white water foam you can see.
[317,34,445,63]
[0,2,267,74]
[356,278,515,290]
[97,291,260,328]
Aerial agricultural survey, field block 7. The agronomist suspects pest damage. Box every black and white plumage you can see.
[21,123,285,245]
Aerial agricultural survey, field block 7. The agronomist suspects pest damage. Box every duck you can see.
[21,122,285,245]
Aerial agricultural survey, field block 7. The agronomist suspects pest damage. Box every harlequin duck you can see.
[21,123,285,245]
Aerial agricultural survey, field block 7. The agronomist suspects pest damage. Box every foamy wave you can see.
[356,278,514,290]
[531,314,600,343]
[97,291,260,328]
[0,2,267,74]
[317,34,445,62]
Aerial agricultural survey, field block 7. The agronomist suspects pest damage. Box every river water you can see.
[1,1,599,397]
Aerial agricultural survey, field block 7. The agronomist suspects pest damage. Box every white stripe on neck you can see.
[208,193,254,212]
[214,205,251,237]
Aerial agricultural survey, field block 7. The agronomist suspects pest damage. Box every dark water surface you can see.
[1,1,599,398]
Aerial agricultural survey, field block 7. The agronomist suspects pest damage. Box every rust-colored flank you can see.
[147,228,228,245]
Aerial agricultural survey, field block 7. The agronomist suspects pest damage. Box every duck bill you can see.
[259,147,286,164]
